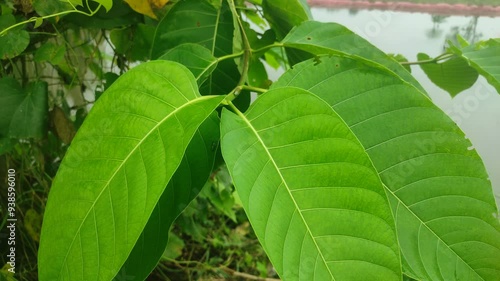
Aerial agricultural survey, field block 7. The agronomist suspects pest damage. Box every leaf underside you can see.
[38,61,223,281]
[116,113,220,280]
[272,55,500,281]
[418,53,478,97]
[221,88,401,281]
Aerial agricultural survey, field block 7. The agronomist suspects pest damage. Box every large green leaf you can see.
[449,39,500,94]
[272,55,500,281]
[151,0,239,96]
[281,21,426,94]
[418,53,478,97]
[116,113,220,281]
[38,61,224,281]
[221,89,401,280]
[0,78,48,139]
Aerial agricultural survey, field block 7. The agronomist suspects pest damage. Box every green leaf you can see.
[418,53,478,97]
[0,14,30,59]
[68,0,83,7]
[158,43,217,86]
[0,78,48,139]
[161,233,185,260]
[116,113,220,280]
[221,89,401,280]
[91,0,112,12]
[151,0,239,96]
[0,137,15,156]
[33,0,73,16]
[248,58,270,88]
[34,17,43,28]
[110,23,155,61]
[151,0,232,59]
[272,55,500,281]
[67,0,141,29]
[38,61,224,281]
[449,39,500,93]
[34,42,66,65]
[282,21,426,94]
[388,53,411,73]
[262,0,311,40]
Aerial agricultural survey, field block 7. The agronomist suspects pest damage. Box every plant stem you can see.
[252,43,284,54]
[0,4,102,36]
[401,53,454,65]
[220,266,280,281]
[241,85,267,93]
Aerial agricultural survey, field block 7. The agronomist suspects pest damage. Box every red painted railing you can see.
[308,0,500,16]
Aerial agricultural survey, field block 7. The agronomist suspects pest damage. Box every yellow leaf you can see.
[123,0,169,19]
[150,0,168,9]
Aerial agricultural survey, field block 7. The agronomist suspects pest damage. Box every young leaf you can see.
[34,17,43,28]
[449,39,500,93]
[38,61,224,281]
[0,78,48,139]
[282,21,425,93]
[221,89,401,280]
[418,53,478,97]
[272,55,500,281]
[116,113,220,280]
[150,0,239,95]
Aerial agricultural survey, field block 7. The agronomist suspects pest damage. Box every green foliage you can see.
[272,55,500,280]
[0,78,48,139]
[220,89,401,280]
[1,0,500,280]
[0,15,29,59]
[37,61,224,281]
[449,38,500,93]
[418,53,478,96]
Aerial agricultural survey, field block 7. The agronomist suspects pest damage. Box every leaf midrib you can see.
[233,107,337,281]
[56,95,217,280]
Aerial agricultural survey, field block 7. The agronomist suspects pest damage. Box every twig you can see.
[220,266,280,281]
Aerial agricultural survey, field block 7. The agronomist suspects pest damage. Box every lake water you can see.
[310,7,500,206]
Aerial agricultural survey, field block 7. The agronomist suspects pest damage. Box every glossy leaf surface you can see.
[221,88,401,281]
[272,56,500,281]
[38,61,224,281]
